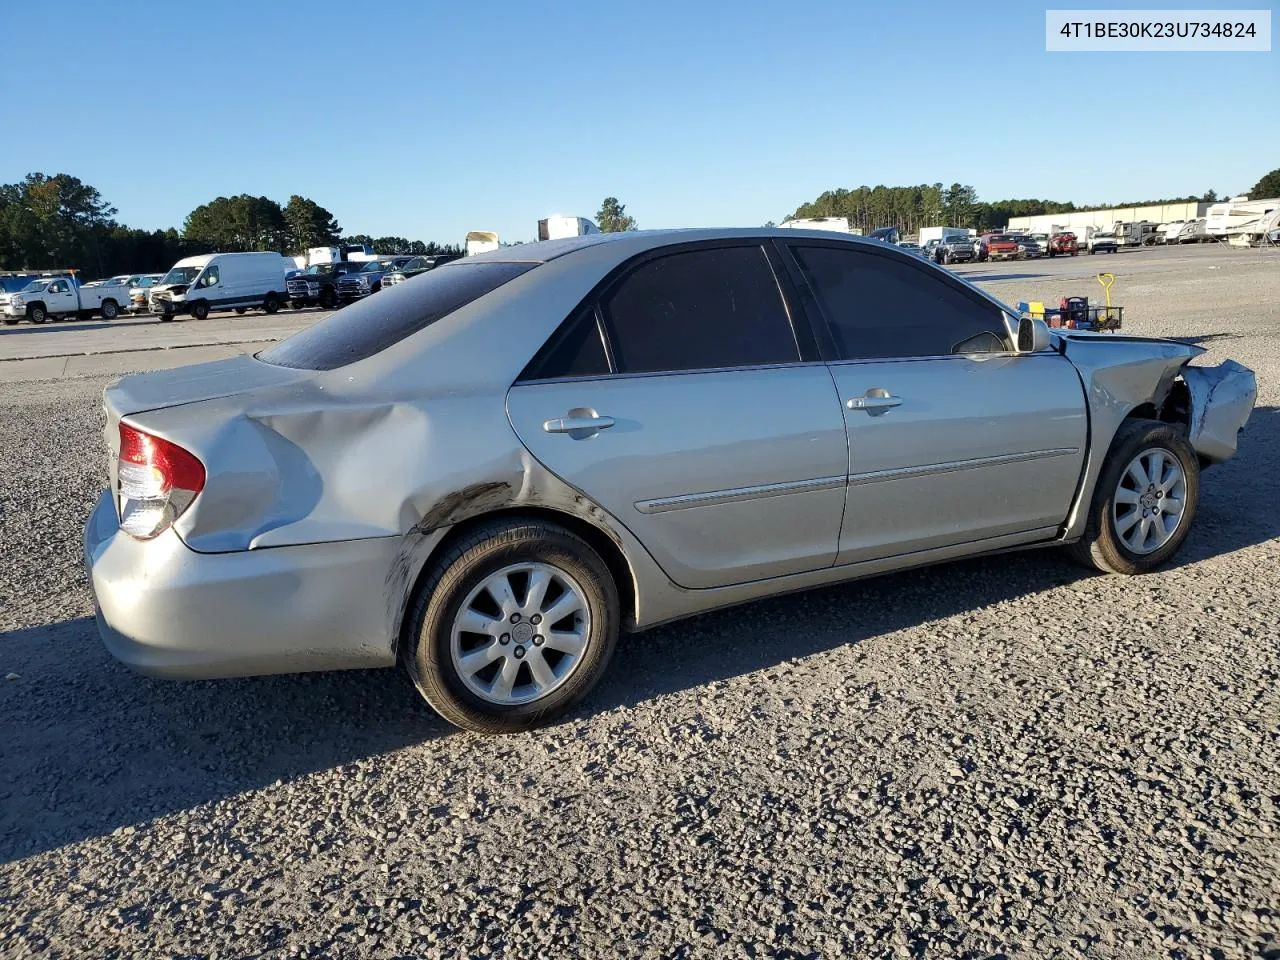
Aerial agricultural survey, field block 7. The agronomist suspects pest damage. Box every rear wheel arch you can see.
[395,505,639,658]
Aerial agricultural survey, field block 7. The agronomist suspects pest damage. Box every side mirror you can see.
[1017,316,1052,353]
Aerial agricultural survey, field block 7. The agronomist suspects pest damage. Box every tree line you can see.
[0,172,460,278]
[786,183,1231,235]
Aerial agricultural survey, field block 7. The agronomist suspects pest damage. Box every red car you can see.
[983,233,1019,261]
[1048,233,1078,257]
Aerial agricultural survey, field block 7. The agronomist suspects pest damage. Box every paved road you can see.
[1,248,1278,958]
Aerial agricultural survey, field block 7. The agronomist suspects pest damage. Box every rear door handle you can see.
[847,394,902,410]
[543,412,616,435]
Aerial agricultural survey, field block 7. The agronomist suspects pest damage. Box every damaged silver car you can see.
[84,229,1258,732]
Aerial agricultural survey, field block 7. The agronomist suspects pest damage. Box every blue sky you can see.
[1,0,1275,244]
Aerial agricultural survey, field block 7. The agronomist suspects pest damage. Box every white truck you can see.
[538,216,599,241]
[308,244,377,266]
[778,217,862,235]
[917,226,972,247]
[3,275,131,324]
[465,231,500,256]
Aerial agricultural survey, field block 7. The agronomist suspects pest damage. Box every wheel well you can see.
[1125,378,1191,429]
[398,506,638,653]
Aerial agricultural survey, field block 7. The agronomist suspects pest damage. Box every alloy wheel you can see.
[450,562,591,706]
[1112,448,1187,555]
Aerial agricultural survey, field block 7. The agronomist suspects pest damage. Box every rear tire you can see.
[190,300,209,321]
[263,293,280,314]
[1068,419,1199,575]
[405,518,620,734]
[235,308,248,315]
[100,299,119,320]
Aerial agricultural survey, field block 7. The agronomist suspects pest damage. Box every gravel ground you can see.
[1,257,1278,959]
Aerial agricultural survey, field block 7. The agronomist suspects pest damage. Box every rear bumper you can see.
[84,491,400,679]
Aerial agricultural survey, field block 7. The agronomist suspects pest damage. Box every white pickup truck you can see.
[2,276,130,324]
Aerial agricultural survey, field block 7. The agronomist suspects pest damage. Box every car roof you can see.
[457,227,928,265]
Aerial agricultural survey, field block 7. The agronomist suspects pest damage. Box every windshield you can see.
[20,280,47,293]
[304,263,339,275]
[360,260,393,273]
[161,266,202,285]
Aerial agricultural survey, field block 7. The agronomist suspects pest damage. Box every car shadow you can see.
[0,618,445,863]
[3,409,1274,864]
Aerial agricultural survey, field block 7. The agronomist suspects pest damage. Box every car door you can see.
[505,241,849,589]
[48,279,78,314]
[781,240,1088,565]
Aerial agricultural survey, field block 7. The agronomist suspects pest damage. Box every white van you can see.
[149,252,289,321]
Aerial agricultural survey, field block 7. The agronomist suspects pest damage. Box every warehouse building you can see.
[1008,201,1211,234]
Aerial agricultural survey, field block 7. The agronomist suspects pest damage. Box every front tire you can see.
[190,300,210,321]
[318,286,338,310]
[27,305,47,324]
[1069,419,1199,575]
[405,518,620,734]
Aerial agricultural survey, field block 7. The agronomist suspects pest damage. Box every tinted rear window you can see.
[260,262,535,370]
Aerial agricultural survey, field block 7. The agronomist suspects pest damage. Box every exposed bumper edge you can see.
[84,491,400,679]
[1182,360,1258,463]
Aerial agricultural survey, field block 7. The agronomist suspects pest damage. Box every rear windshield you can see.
[260,261,536,370]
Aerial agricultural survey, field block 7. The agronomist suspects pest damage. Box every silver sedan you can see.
[85,229,1257,732]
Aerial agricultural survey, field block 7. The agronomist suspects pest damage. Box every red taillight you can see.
[117,423,205,539]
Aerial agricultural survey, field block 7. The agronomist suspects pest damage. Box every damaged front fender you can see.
[1182,360,1258,463]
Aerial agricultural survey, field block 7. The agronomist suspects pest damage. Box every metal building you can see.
[1008,201,1211,234]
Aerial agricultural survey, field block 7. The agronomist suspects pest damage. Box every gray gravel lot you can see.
[1,251,1278,959]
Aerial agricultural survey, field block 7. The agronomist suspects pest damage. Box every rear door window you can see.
[789,244,1010,360]
[260,262,535,370]
[599,245,799,374]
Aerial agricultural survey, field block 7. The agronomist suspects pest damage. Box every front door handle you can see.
[543,408,616,437]
[847,392,902,411]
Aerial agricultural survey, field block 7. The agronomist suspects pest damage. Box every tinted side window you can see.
[522,306,609,380]
[600,246,799,374]
[260,262,536,370]
[791,245,1010,360]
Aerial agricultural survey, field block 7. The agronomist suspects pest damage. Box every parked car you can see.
[985,234,1020,261]
[128,274,165,313]
[1014,236,1042,259]
[382,254,465,289]
[337,257,418,302]
[3,274,129,324]
[1047,233,1078,257]
[84,229,1257,733]
[287,261,364,310]
[896,242,927,258]
[934,236,976,265]
[1088,232,1120,254]
[0,274,41,315]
